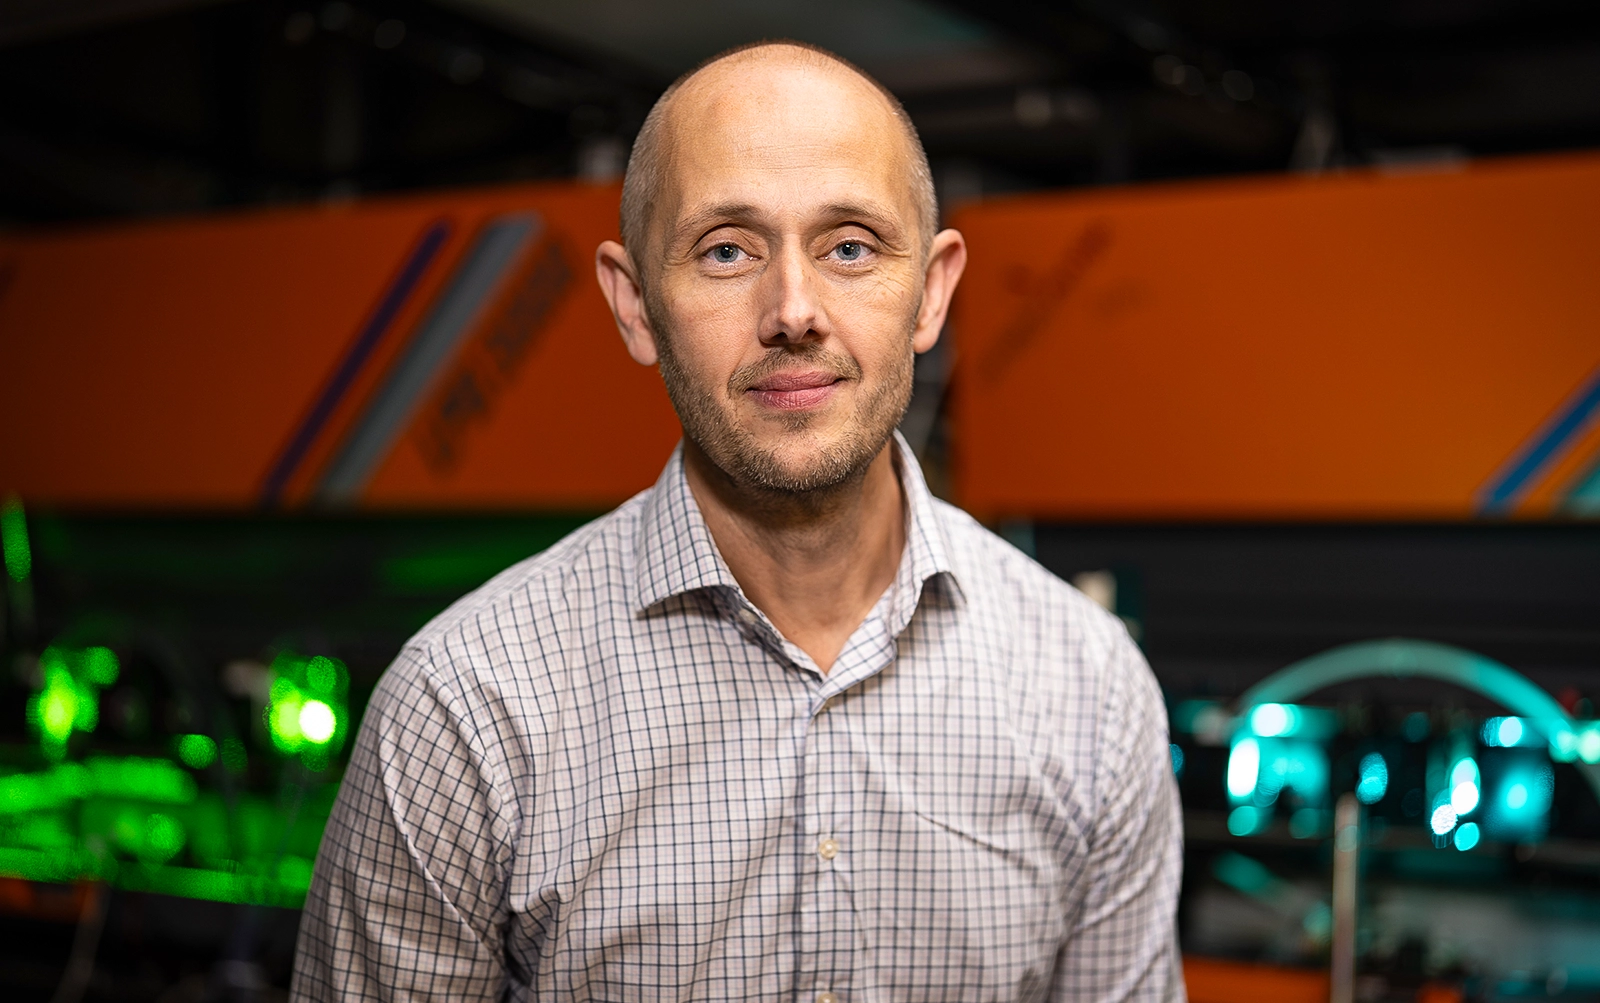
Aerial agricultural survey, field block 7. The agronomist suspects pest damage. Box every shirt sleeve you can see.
[291,645,515,1002]
[1052,631,1186,1003]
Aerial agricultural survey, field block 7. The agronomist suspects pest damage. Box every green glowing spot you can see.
[306,656,339,695]
[112,807,145,854]
[269,696,304,750]
[1,495,30,582]
[221,737,248,773]
[39,682,79,743]
[265,652,349,763]
[177,734,218,769]
[26,646,114,757]
[144,813,186,862]
[278,855,315,892]
[299,700,336,744]
[84,647,120,686]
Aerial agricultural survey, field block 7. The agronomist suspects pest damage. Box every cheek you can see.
[658,281,760,387]
[822,269,921,361]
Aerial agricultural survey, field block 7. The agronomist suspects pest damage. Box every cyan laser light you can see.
[1235,639,1600,802]
[1430,802,1458,836]
[1450,758,1481,815]
[1483,753,1555,841]
[1250,703,1295,738]
[1357,753,1388,804]
[1227,805,1263,836]
[1483,717,1536,748]
[1227,738,1260,799]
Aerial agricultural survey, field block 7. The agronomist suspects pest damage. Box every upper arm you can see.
[291,646,515,1002]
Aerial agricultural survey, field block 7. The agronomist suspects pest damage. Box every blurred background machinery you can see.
[2,1,1600,1001]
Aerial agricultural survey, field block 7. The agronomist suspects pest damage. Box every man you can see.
[293,41,1182,1002]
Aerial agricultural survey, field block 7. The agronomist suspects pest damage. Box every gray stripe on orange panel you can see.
[316,212,541,504]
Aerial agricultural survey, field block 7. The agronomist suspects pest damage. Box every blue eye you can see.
[710,244,742,263]
[835,241,864,261]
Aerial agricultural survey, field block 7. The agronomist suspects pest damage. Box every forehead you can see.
[658,56,915,235]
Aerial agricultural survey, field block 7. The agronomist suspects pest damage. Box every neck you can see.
[683,437,907,675]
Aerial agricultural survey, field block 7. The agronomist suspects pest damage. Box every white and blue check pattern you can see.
[292,432,1183,1002]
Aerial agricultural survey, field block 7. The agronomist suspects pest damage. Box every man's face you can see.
[642,60,928,494]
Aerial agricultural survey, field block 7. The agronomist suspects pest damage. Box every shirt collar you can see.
[632,431,962,614]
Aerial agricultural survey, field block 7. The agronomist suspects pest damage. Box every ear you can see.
[911,229,969,354]
[595,240,661,366]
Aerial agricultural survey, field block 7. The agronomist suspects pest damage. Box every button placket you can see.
[800,671,855,1002]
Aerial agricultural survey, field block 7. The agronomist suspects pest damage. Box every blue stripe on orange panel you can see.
[1477,363,1600,515]
[258,219,451,508]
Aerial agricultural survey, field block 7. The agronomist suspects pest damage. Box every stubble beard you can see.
[650,307,917,499]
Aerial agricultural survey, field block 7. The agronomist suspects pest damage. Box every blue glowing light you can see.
[1227,806,1262,836]
[1430,803,1458,836]
[1506,783,1528,810]
[1228,738,1260,799]
[1454,822,1480,851]
[1450,758,1480,815]
[1170,744,1185,778]
[1250,703,1294,738]
[1356,753,1388,804]
[1482,716,1528,748]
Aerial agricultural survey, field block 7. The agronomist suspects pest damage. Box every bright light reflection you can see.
[1227,738,1261,798]
[1454,822,1480,851]
[298,700,337,744]
[1497,717,1524,747]
[1250,703,1292,737]
[1430,803,1458,835]
[1451,781,1479,814]
[1356,753,1388,804]
[1579,728,1600,764]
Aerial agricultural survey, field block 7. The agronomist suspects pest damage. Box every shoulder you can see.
[387,490,649,688]
[932,498,1130,663]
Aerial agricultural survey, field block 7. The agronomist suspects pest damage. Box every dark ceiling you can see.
[2,0,1597,225]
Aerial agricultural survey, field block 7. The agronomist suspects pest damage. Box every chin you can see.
[732,428,884,495]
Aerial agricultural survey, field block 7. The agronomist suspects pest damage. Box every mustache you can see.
[726,344,863,396]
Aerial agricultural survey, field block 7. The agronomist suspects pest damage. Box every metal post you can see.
[1329,792,1360,1003]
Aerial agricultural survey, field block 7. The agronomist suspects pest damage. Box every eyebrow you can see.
[670,199,908,247]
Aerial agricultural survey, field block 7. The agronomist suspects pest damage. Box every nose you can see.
[759,239,827,346]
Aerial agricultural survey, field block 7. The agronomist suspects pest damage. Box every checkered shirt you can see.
[291,432,1183,1002]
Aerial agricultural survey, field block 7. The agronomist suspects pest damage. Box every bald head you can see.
[619,42,937,271]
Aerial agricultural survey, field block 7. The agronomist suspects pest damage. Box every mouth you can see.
[745,369,847,411]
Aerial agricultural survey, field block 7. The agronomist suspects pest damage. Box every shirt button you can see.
[817,837,839,861]
[736,608,758,626]
[817,993,838,1003]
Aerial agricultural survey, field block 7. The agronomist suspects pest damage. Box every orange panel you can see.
[0,204,436,507]
[1182,955,1329,1003]
[0,181,677,510]
[949,152,1600,520]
